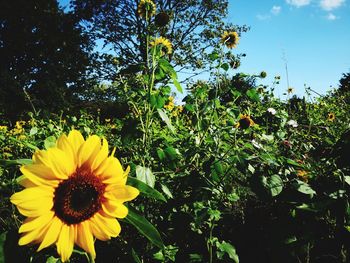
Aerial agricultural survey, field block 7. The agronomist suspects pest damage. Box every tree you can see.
[339,72,350,93]
[71,0,249,80]
[0,0,92,119]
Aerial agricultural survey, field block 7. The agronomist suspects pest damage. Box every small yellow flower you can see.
[137,0,156,19]
[221,31,239,49]
[0,125,8,132]
[296,170,308,182]
[18,135,27,140]
[16,121,25,129]
[236,114,255,129]
[10,130,139,262]
[150,37,173,55]
[164,101,174,111]
[327,112,335,122]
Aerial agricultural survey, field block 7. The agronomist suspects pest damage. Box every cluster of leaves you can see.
[1,48,350,262]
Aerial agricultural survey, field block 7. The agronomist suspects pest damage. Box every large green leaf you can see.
[216,240,239,262]
[135,166,155,188]
[157,109,175,133]
[292,180,316,197]
[0,159,32,167]
[261,174,283,197]
[172,78,183,93]
[124,207,164,249]
[344,176,350,186]
[131,249,142,263]
[127,177,166,202]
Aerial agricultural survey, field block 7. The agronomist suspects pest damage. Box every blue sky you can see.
[58,0,350,98]
[228,0,350,97]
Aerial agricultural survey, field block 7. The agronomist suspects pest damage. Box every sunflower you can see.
[327,112,335,122]
[150,37,173,55]
[287,87,294,94]
[236,114,255,129]
[221,31,239,49]
[10,130,139,262]
[155,11,170,27]
[137,0,156,19]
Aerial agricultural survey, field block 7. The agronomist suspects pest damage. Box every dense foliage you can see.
[1,0,350,262]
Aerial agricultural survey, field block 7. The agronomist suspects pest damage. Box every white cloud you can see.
[286,0,311,7]
[271,6,282,15]
[320,0,345,10]
[256,14,271,20]
[326,12,338,19]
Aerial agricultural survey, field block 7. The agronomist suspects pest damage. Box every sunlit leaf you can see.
[124,207,164,249]
[127,177,166,202]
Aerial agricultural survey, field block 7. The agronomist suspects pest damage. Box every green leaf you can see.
[173,78,183,93]
[286,159,303,167]
[156,149,166,161]
[0,232,6,263]
[44,136,56,150]
[261,175,283,197]
[247,164,255,174]
[208,51,219,61]
[292,180,316,197]
[0,158,32,167]
[221,63,229,71]
[127,177,166,202]
[29,127,38,136]
[157,109,175,133]
[161,184,173,199]
[164,147,179,161]
[135,166,155,188]
[131,248,142,263]
[124,207,164,249]
[185,104,194,112]
[150,94,166,109]
[46,256,60,263]
[344,176,350,186]
[216,241,239,262]
[246,89,260,102]
[213,161,224,175]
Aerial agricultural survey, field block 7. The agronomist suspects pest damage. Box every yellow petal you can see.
[19,211,55,233]
[95,157,124,184]
[104,185,139,202]
[32,149,50,166]
[102,201,128,218]
[90,212,121,239]
[37,216,63,251]
[17,175,37,187]
[76,221,96,259]
[57,224,75,262]
[16,198,53,217]
[67,129,85,157]
[19,220,51,246]
[77,135,101,168]
[91,138,108,171]
[46,147,75,178]
[11,186,54,205]
[57,134,77,168]
[20,165,60,187]
[31,149,71,180]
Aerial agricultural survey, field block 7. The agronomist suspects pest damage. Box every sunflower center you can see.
[239,117,252,129]
[53,168,106,225]
[226,35,236,45]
